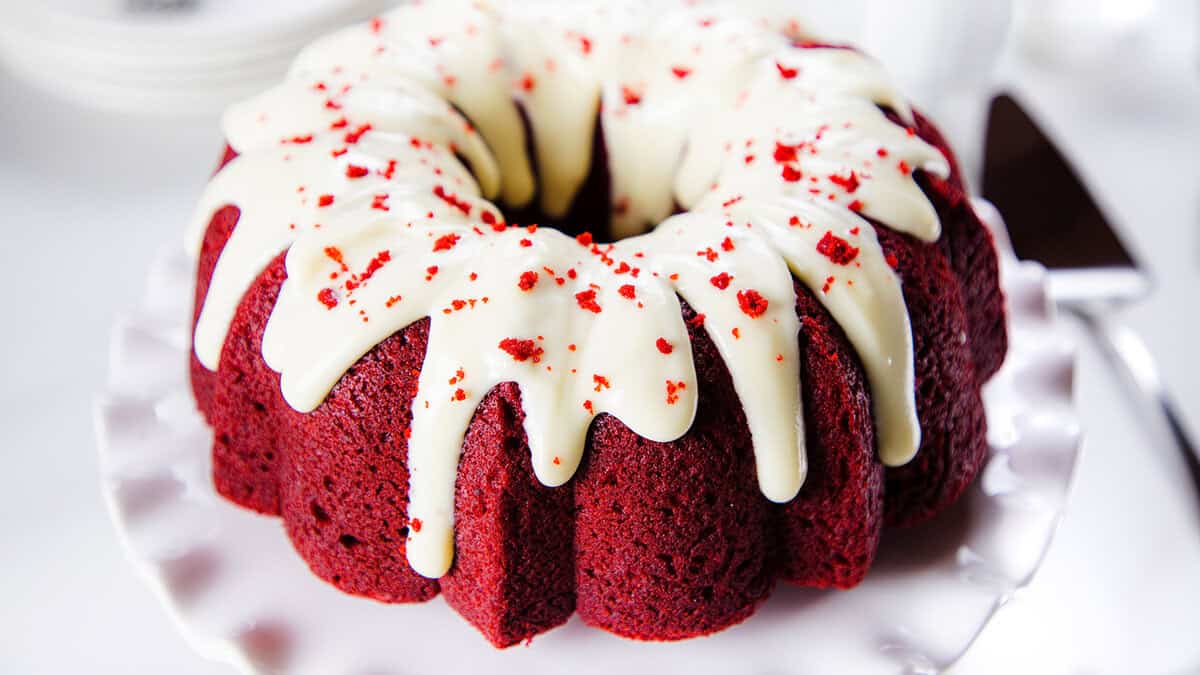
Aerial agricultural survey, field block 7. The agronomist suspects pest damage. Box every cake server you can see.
[981,93,1200,500]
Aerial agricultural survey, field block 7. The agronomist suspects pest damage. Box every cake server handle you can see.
[1076,310,1200,505]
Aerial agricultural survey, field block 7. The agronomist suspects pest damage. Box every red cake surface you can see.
[191,104,1006,646]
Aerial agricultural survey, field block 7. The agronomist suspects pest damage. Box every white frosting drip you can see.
[186,0,951,579]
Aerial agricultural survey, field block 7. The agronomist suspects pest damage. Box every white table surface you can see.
[1,14,1198,674]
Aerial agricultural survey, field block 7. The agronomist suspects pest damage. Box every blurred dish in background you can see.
[859,0,1013,189]
[0,0,388,117]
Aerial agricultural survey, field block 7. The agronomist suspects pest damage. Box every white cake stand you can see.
[95,202,1079,674]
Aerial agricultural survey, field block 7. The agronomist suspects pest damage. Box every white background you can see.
[1,2,1198,672]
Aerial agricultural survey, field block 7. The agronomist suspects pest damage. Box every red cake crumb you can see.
[574,289,602,313]
[518,271,538,291]
[344,123,372,144]
[828,171,860,193]
[499,338,544,363]
[816,231,860,265]
[317,288,338,309]
[736,289,768,317]
[432,233,460,251]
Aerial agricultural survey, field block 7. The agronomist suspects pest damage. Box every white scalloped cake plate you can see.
[95,202,1079,675]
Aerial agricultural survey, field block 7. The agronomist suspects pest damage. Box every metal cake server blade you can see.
[983,94,1151,305]
[982,93,1200,502]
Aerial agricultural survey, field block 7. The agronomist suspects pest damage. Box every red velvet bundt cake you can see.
[186,0,1006,648]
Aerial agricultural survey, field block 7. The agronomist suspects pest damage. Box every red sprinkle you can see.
[781,164,803,182]
[519,238,533,247]
[432,233,460,252]
[816,231,861,265]
[618,284,636,299]
[720,236,735,252]
[898,160,912,176]
[498,338,544,363]
[665,380,686,405]
[346,164,370,179]
[288,134,313,144]
[317,194,335,207]
[876,147,889,158]
[655,337,673,354]
[736,289,769,318]
[369,17,384,34]
[710,272,733,290]
[885,253,899,269]
[317,288,338,309]
[593,374,611,391]
[621,85,642,105]
[575,232,593,246]
[410,517,422,533]
[575,289,602,313]
[847,199,864,212]
[776,62,799,79]
[371,193,390,211]
[518,270,539,291]
[671,66,692,79]
[519,72,536,92]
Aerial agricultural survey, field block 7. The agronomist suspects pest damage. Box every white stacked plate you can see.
[0,0,389,116]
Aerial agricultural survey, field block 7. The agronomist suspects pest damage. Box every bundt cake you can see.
[185,0,1007,648]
